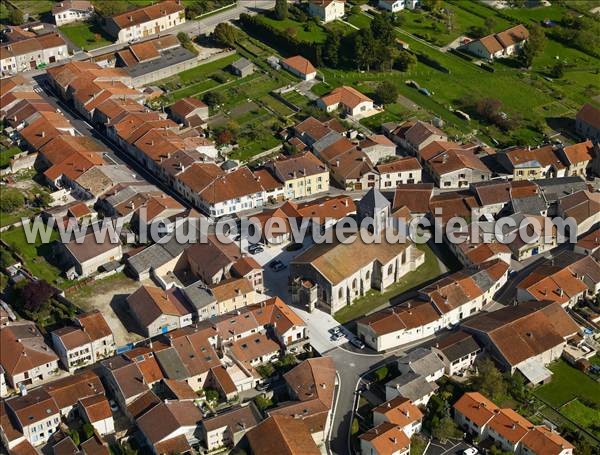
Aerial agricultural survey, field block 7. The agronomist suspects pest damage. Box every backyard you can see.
[334,243,442,324]
[0,226,71,288]
[59,22,112,50]
[534,359,600,440]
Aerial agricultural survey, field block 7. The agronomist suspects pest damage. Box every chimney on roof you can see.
[129,16,133,22]
[41,131,45,138]
[387,402,391,408]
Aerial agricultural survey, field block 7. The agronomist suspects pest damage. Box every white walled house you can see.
[308,0,345,23]
[52,1,95,26]
[0,320,60,390]
[79,394,115,436]
[378,0,420,12]
[104,1,186,43]
[127,285,193,337]
[1,33,69,76]
[357,259,509,352]
[4,389,61,446]
[51,327,93,372]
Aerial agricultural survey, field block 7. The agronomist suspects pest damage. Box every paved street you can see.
[21,1,276,79]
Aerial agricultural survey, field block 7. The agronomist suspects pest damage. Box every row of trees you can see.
[239,12,417,74]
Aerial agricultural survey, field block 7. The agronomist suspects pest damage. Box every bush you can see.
[254,394,274,412]
[374,366,389,382]
[0,188,25,213]
[375,81,399,105]
[415,52,450,73]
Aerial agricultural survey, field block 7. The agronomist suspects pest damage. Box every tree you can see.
[8,7,24,25]
[421,0,442,11]
[216,130,234,146]
[203,91,225,108]
[551,60,566,78]
[204,388,220,403]
[33,192,53,208]
[354,29,376,71]
[18,280,55,313]
[254,394,273,412]
[0,249,15,269]
[470,357,506,401]
[69,429,80,446]
[82,423,94,440]
[375,81,399,105]
[432,416,460,442]
[0,188,25,213]
[520,24,546,67]
[371,13,395,43]
[274,0,288,20]
[212,23,239,48]
[395,50,417,71]
[324,31,341,67]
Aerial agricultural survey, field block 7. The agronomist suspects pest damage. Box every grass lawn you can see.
[259,94,296,117]
[535,360,600,408]
[560,400,600,437]
[0,145,22,168]
[0,226,71,288]
[257,15,328,43]
[281,90,311,109]
[59,22,112,50]
[327,10,599,146]
[178,54,238,84]
[346,13,372,30]
[334,243,441,324]
[11,0,54,18]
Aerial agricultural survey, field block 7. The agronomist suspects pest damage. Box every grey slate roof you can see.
[312,131,343,154]
[434,331,481,363]
[358,187,390,216]
[385,371,438,402]
[398,348,444,377]
[535,176,589,203]
[511,195,547,215]
[154,347,190,380]
[231,57,254,71]
[182,281,217,311]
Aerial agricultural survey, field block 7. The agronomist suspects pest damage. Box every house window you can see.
[387,264,393,275]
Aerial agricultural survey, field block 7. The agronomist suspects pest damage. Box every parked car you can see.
[463,448,478,455]
[248,244,264,254]
[350,338,365,349]
[269,260,282,269]
[272,262,287,272]
[255,382,270,391]
[109,400,119,412]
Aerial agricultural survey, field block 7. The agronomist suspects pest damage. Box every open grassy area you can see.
[535,360,600,408]
[334,243,442,324]
[10,0,54,18]
[333,10,599,146]
[258,15,329,43]
[534,360,600,438]
[59,22,113,50]
[0,226,70,288]
[0,145,22,168]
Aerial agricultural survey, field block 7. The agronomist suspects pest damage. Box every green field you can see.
[0,145,22,168]
[534,360,600,438]
[258,15,329,43]
[331,9,599,146]
[334,243,442,324]
[59,22,112,50]
[1,226,69,287]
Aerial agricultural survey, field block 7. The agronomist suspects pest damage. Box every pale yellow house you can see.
[267,151,329,200]
[209,277,257,314]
